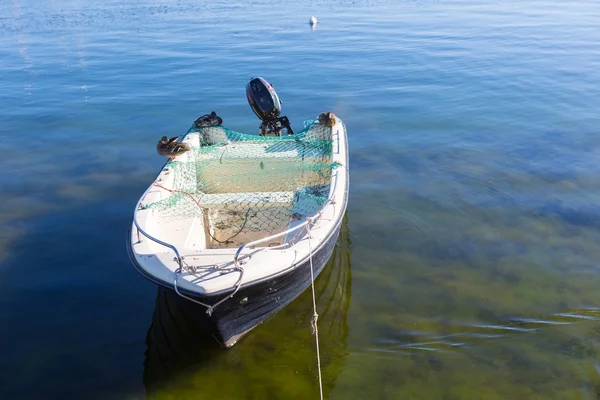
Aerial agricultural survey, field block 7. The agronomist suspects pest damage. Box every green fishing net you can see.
[142,120,339,248]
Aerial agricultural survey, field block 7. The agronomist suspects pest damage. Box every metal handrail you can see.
[233,199,332,267]
[132,213,183,267]
[232,165,341,269]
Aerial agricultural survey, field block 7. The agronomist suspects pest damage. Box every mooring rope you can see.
[306,217,324,400]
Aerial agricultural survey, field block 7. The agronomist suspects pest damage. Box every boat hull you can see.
[128,218,342,347]
[128,118,349,347]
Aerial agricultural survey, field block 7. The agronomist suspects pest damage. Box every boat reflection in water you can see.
[143,213,352,398]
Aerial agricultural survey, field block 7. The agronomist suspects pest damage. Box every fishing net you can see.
[142,120,339,248]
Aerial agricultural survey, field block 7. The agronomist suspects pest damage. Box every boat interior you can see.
[142,124,335,250]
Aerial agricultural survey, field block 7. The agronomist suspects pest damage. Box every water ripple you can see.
[368,309,600,355]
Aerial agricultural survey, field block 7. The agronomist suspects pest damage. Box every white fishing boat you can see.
[127,77,349,347]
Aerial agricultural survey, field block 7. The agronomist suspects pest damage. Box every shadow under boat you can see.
[143,213,353,397]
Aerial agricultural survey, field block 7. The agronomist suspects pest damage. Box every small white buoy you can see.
[309,16,318,26]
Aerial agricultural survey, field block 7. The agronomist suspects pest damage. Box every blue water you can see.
[3,0,600,398]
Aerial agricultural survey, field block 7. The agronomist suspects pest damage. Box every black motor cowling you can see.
[246,77,294,136]
[246,77,281,122]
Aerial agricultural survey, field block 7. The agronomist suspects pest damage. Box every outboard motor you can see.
[246,77,294,136]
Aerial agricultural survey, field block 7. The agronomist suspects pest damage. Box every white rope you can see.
[307,218,324,400]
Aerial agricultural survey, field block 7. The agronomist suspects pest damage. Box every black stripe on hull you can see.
[128,222,342,347]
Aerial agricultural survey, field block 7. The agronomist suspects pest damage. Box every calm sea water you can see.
[2,0,600,398]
